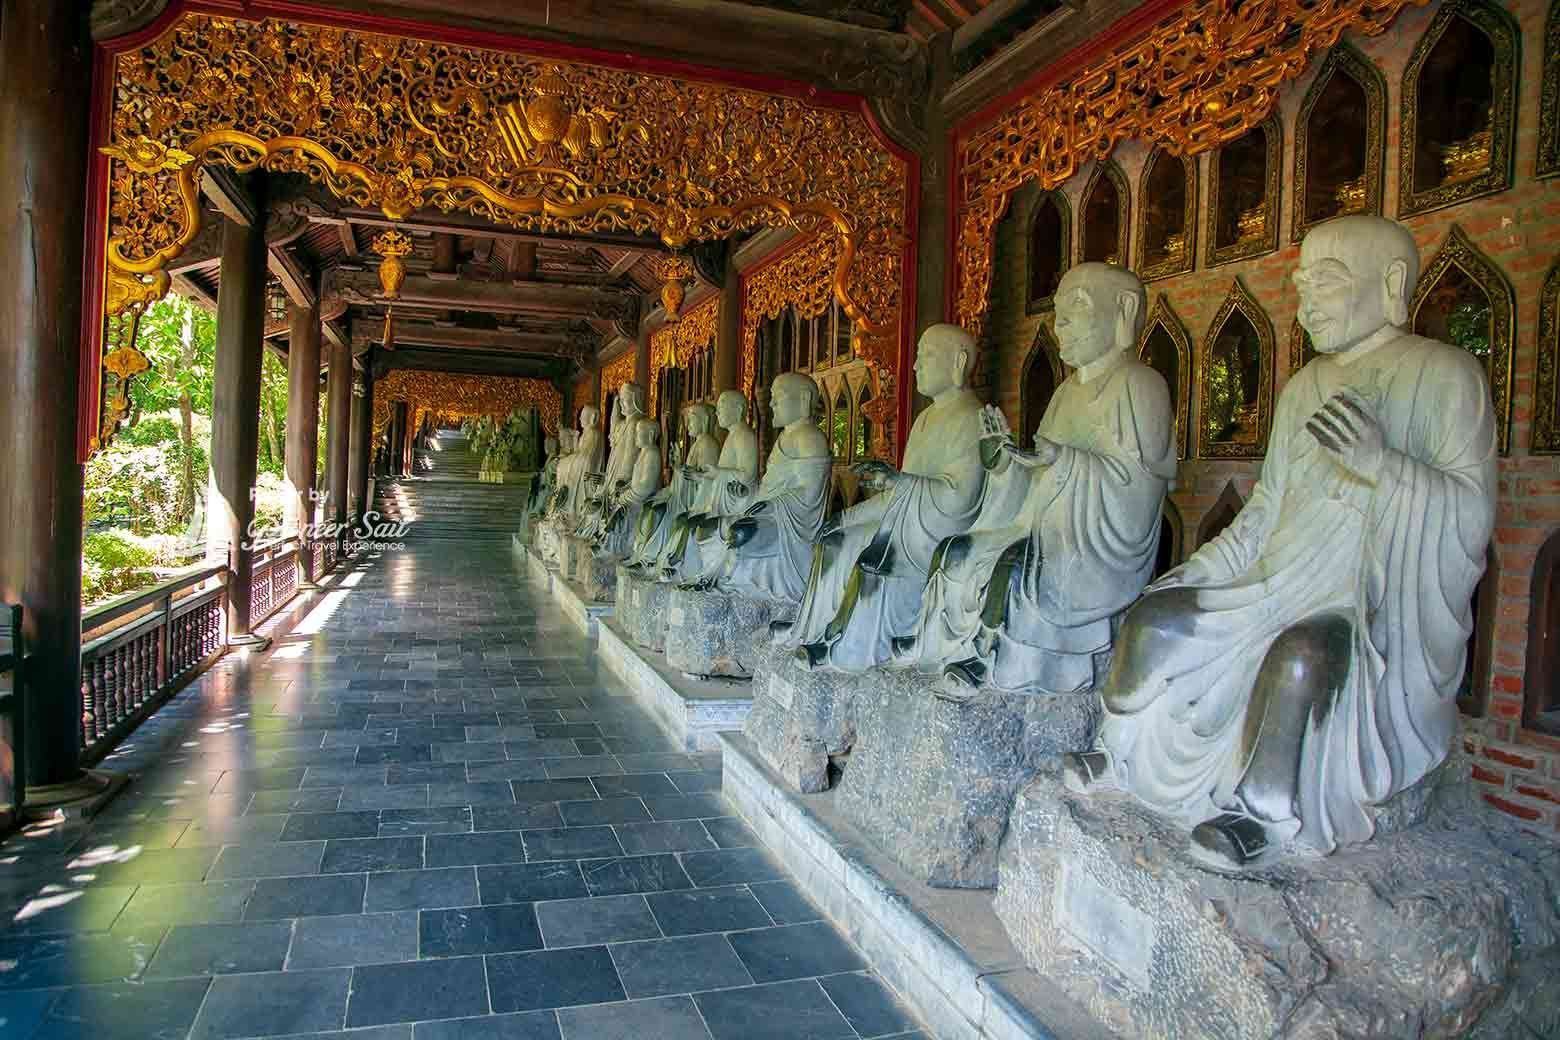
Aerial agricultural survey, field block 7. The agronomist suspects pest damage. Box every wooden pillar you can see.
[349,351,375,525]
[325,335,351,549]
[285,302,321,583]
[0,0,93,792]
[635,325,652,392]
[714,251,741,394]
[393,402,411,476]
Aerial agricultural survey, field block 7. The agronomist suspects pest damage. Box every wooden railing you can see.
[79,564,226,764]
[0,604,24,825]
[249,538,299,628]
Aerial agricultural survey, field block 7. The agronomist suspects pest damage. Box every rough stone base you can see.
[743,640,877,793]
[665,588,778,679]
[834,671,1099,889]
[578,548,618,603]
[994,762,1560,1040]
[525,546,609,636]
[614,567,674,652]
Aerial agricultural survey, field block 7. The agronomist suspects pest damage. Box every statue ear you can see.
[1115,290,1141,349]
[1384,259,1410,326]
[955,348,971,385]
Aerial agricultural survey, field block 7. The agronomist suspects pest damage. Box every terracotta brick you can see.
[1515,784,1560,805]
[1484,744,1540,771]
[1471,763,1507,786]
[1483,792,1546,822]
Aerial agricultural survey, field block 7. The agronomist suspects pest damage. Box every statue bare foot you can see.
[793,641,829,670]
[1061,750,1117,795]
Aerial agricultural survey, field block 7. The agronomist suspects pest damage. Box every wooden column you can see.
[0,0,92,792]
[393,402,411,476]
[285,302,322,583]
[714,251,741,393]
[325,335,351,549]
[349,351,375,526]
[635,325,652,391]
[209,201,269,646]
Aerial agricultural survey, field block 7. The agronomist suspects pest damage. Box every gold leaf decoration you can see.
[599,351,637,414]
[648,294,719,417]
[739,233,839,398]
[372,370,561,437]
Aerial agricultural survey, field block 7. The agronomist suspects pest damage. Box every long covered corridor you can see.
[0,468,923,1039]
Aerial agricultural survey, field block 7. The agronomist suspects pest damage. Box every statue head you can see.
[1295,215,1419,354]
[559,429,577,453]
[635,417,659,449]
[770,372,820,428]
[913,324,975,399]
[578,405,599,431]
[1054,263,1146,369]
[686,402,714,438]
[715,390,748,430]
[619,382,646,418]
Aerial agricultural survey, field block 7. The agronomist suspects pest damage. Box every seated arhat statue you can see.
[658,389,759,583]
[1065,215,1497,870]
[598,419,663,557]
[895,264,1175,696]
[775,323,986,672]
[559,405,604,522]
[627,403,721,569]
[578,383,645,541]
[529,434,560,517]
[697,372,833,605]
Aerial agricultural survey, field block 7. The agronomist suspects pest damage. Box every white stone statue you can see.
[700,372,833,606]
[775,323,986,671]
[628,403,721,569]
[529,433,561,517]
[658,389,759,582]
[578,383,645,540]
[895,264,1176,696]
[563,405,604,522]
[599,419,664,557]
[1065,215,1497,870]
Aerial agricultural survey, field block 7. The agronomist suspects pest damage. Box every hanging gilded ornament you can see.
[647,254,693,321]
[373,230,413,300]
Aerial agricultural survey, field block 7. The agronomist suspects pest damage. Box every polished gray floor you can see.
[0,457,926,1040]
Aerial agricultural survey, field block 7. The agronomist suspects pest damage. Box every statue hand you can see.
[1146,557,1208,593]
[852,459,898,493]
[727,481,748,498]
[1307,393,1384,483]
[979,404,1013,443]
[1030,435,1061,466]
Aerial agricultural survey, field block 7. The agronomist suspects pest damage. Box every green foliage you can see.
[81,530,160,605]
[258,346,289,476]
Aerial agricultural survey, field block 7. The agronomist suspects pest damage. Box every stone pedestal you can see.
[742,641,877,793]
[665,588,777,679]
[577,548,617,603]
[993,763,1560,1040]
[615,566,674,652]
[833,672,1098,889]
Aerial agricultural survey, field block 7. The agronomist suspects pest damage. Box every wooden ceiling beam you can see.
[317,208,663,255]
[325,268,636,322]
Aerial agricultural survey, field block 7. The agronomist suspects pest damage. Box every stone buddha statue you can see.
[627,403,721,570]
[657,389,759,583]
[775,324,986,672]
[563,405,604,523]
[1064,215,1497,870]
[698,372,833,604]
[529,433,560,517]
[578,383,645,540]
[894,264,1176,696]
[599,419,663,557]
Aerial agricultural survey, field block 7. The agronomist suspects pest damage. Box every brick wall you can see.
[976,0,1560,834]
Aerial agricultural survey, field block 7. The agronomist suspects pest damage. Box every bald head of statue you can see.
[1054,262,1147,370]
[715,390,748,430]
[1294,215,1421,355]
[578,405,599,430]
[913,323,976,400]
[770,372,820,427]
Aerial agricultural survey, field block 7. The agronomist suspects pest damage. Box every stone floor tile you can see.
[365,867,479,913]
[410,1010,561,1040]
[419,904,543,957]
[535,893,661,947]
[613,822,719,857]
[321,836,424,873]
[578,854,693,897]
[679,848,784,887]
[644,887,773,937]
[209,841,325,879]
[115,881,255,928]
[558,797,649,827]
[191,969,350,1039]
[692,979,855,1040]
[522,826,622,862]
[608,934,753,998]
[641,795,730,822]
[726,923,867,984]
[344,957,489,1028]
[425,831,528,868]
[588,774,680,799]
[379,807,472,837]
[507,780,597,805]
[279,812,382,842]
[289,911,418,968]
[469,804,563,833]
[476,862,587,905]
[146,921,293,976]
[244,874,365,920]
[817,972,920,1038]
[701,819,758,849]
[485,944,625,1013]
[42,978,212,1040]
[0,932,164,989]
[747,881,821,925]
[555,994,712,1040]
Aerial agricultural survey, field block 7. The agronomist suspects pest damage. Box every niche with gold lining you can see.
[1136,150,1197,282]
[1206,117,1282,268]
[1292,43,1386,241]
[1138,295,1193,459]
[1078,161,1131,268]
[1199,278,1274,459]
[1534,258,1560,454]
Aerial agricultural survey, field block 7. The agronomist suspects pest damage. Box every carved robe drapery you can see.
[715,431,833,606]
[1099,332,1495,853]
[628,431,720,567]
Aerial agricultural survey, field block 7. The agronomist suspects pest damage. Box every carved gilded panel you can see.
[1397,0,1519,217]
[372,371,560,436]
[600,351,637,414]
[1292,43,1386,242]
[1139,295,1194,459]
[1198,278,1274,459]
[1536,260,1560,454]
[1135,150,1197,282]
[740,234,840,400]
[648,295,718,417]
[1205,118,1281,269]
[1409,224,1514,454]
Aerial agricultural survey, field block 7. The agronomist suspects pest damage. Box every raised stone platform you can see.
[721,730,1114,1040]
[521,543,609,636]
[742,639,871,792]
[614,565,673,652]
[596,616,754,752]
[664,587,777,679]
[833,670,1098,889]
[994,762,1560,1040]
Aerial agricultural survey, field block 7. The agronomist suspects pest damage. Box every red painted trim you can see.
[77,38,119,463]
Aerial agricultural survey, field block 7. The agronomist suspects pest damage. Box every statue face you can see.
[1053,275,1116,369]
[913,339,958,398]
[716,394,746,428]
[636,422,657,447]
[770,379,813,427]
[579,406,598,430]
[1294,225,1400,354]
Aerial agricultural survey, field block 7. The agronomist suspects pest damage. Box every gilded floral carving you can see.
[371,370,561,436]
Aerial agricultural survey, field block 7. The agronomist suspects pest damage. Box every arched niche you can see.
[1399,0,1519,216]
[1293,44,1386,241]
[854,380,874,461]
[1027,191,1072,313]
[1410,224,1514,453]
[1459,545,1498,719]
[832,300,852,365]
[1535,260,1560,454]
[1199,279,1274,459]
[830,384,851,459]
[1198,482,1244,547]
[1079,161,1130,267]
[1020,325,1064,448]
[1153,501,1184,581]
[1207,117,1280,268]
[1137,149,1197,281]
[1288,319,1319,374]
[1541,0,1560,179]
[1138,295,1193,459]
[1524,531,1560,735]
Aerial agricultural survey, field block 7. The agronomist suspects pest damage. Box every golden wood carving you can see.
[953,0,1425,336]
[739,234,841,399]
[372,370,560,436]
[647,254,694,321]
[649,294,719,416]
[600,350,637,413]
[97,12,908,450]
[373,230,413,300]
[572,371,596,417]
